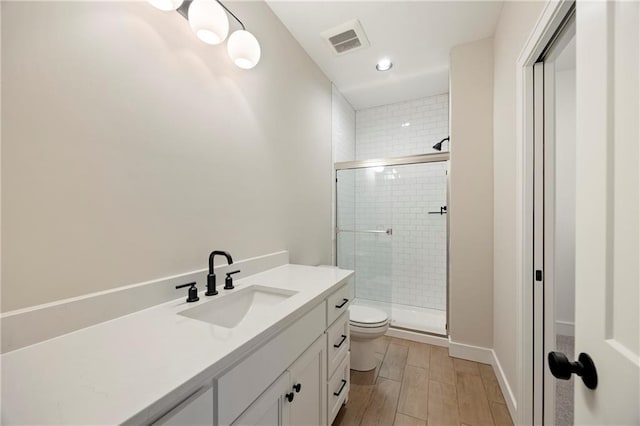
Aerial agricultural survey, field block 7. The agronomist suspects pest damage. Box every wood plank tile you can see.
[351,352,384,386]
[489,402,514,426]
[394,413,426,426]
[397,365,429,420]
[390,337,411,347]
[379,342,409,381]
[427,380,460,426]
[360,377,402,426]
[478,364,507,404]
[407,342,431,369]
[453,358,480,375]
[429,346,455,385]
[332,382,374,426]
[456,371,494,426]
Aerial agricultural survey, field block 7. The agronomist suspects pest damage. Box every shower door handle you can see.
[428,206,448,215]
[336,228,393,235]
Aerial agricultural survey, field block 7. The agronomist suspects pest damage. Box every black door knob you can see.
[548,351,598,390]
[293,383,302,393]
[285,392,294,402]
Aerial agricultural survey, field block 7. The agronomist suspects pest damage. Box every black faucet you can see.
[207,251,233,296]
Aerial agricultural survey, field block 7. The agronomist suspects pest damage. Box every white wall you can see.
[554,69,576,335]
[492,0,546,412]
[449,37,494,349]
[332,85,356,163]
[1,1,333,312]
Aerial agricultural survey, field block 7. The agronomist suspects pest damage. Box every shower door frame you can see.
[334,152,451,336]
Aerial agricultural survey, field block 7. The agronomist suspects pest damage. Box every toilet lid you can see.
[349,305,388,326]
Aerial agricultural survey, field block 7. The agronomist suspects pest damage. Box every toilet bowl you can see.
[349,305,390,371]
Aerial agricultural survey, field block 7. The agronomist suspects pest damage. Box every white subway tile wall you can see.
[336,93,449,312]
[355,94,449,160]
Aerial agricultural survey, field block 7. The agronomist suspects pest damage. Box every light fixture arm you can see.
[177,0,245,31]
[214,0,245,31]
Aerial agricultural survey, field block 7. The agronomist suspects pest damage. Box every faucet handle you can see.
[176,282,199,303]
[224,270,241,290]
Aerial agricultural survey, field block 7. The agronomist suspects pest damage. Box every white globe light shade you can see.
[188,0,229,45]
[227,30,261,69]
[148,0,184,11]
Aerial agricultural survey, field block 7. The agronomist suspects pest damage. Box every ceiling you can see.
[266,1,504,110]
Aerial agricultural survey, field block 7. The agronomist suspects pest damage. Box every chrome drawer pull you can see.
[334,334,347,348]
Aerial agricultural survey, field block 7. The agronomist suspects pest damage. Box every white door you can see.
[572,1,640,424]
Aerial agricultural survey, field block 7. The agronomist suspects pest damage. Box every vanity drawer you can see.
[327,280,353,326]
[328,351,350,425]
[326,312,349,378]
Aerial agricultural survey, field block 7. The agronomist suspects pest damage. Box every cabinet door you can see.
[153,385,214,426]
[232,373,289,426]
[286,335,327,426]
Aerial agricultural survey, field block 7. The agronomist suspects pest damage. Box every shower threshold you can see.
[352,298,447,336]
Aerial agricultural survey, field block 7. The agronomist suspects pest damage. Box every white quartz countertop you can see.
[1,264,353,425]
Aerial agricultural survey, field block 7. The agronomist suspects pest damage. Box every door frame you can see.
[515,0,575,424]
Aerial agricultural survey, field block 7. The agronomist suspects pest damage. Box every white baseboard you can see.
[556,320,575,336]
[448,339,494,364]
[385,328,449,348]
[1,251,289,353]
[490,350,518,422]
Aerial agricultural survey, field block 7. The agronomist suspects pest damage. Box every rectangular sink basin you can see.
[178,285,298,329]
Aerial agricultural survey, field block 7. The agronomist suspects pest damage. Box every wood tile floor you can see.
[333,337,514,426]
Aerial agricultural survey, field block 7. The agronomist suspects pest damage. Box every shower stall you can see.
[336,153,449,336]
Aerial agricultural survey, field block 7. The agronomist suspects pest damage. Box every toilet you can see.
[349,305,390,371]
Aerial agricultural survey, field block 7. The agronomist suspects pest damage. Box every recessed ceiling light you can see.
[401,122,411,127]
[376,58,393,71]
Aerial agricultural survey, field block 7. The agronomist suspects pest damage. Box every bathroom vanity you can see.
[1,265,354,426]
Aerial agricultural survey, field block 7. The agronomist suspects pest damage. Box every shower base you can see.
[352,298,447,336]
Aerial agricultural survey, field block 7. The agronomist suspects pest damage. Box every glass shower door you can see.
[336,167,393,314]
[390,162,448,333]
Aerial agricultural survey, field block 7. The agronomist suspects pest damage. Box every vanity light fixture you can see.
[188,0,228,45]
[149,0,261,69]
[227,30,261,69]
[376,58,393,71]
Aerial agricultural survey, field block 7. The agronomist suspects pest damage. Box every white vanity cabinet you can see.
[234,336,326,426]
[228,280,353,426]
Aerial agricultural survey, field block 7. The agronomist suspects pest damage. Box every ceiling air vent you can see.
[321,19,370,56]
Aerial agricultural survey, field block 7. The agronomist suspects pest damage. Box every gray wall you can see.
[1,1,333,312]
[449,37,494,348]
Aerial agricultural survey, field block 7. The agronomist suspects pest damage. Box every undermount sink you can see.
[178,285,298,328]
